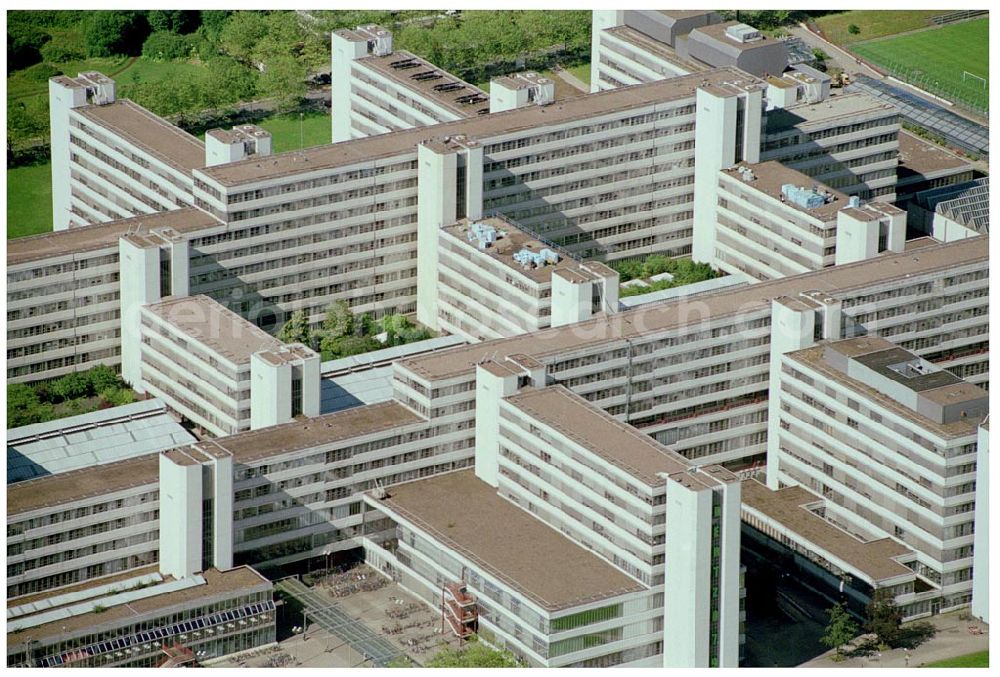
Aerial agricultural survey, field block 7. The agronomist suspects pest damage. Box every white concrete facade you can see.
[663,468,742,667]
[204,125,272,167]
[330,25,484,142]
[249,345,321,429]
[136,295,319,437]
[713,162,906,280]
[20,68,771,384]
[762,93,901,201]
[691,84,763,264]
[49,73,202,229]
[770,337,988,618]
[436,216,619,341]
[971,423,988,623]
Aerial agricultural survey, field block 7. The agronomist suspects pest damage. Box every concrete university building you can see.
[6,9,990,669]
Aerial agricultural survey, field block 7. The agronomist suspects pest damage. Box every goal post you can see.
[962,71,987,90]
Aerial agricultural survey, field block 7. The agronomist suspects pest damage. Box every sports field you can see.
[851,18,988,111]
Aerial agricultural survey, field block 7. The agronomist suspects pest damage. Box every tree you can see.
[7,98,49,147]
[8,383,41,428]
[821,602,859,657]
[147,10,199,34]
[83,11,150,57]
[51,372,92,402]
[100,387,135,407]
[40,39,86,63]
[321,301,354,340]
[848,24,861,36]
[611,259,644,282]
[641,254,673,278]
[258,54,307,112]
[424,636,523,667]
[198,10,233,42]
[865,589,903,647]
[141,31,193,61]
[88,365,121,393]
[380,314,432,346]
[277,309,311,344]
[319,335,381,360]
[218,11,270,65]
[7,23,50,72]
[204,56,258,107]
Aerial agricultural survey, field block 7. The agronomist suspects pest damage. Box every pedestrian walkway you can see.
[276,577,405,667]
[799,610,989,668]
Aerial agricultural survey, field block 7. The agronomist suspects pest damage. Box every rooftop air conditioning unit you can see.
[726,24,762,43]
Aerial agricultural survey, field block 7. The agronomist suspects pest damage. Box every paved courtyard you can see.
[208,565,456,668]
[800,610,989,668]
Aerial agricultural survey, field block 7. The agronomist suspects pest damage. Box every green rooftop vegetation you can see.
[611,254,720,298]
[277,301,433,362]
[7,365,135,429]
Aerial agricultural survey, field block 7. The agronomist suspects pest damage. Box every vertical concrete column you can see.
[331,32,369,142]
[204,132,245,167]
[118,237,162,391]
[692,88,737,264]
[663,475,713,667]
[741,88,763,165]
[599,270,621,315]
[474,362,520,488]
[162,231,190,297]
[590,10,625,92]
[48,78,88,231]
[464,143,484,222]
[211,454,234,571]
[835,210,879,265]
[716,479,742,668]
[158,453,203,579]
[692,87,763,265]
[663,470,742,668]
[971,423,989,622]
[300,350,321,418]
[886,208,907,253]
[250,352,292,430]
[416,142,458,329]
[550,271,592,328]
[765,298,816,490]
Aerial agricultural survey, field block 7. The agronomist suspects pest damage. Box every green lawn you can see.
[8,56,130,101]
[9,57,209,100]
[113,59,209,89]
[563,62,591,86]
[925,650,989,668]
[851,18,988,111]
[242,110,332,153]
[7,162,53,239]
[8,110,332,240]
[814,10,948,45]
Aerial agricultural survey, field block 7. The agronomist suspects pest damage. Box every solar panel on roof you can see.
[7,399,195,484]
[846,76,988,157]
[8,576,201,632]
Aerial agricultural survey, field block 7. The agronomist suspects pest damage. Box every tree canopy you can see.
[83,11,150,57]
[424,637,524,668]
[864,589,903,647]
[821,602,859,656]
[7,366,134,429]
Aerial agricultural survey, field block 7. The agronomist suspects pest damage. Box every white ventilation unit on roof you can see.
[359,24,393,56]
[726,23,762,43]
